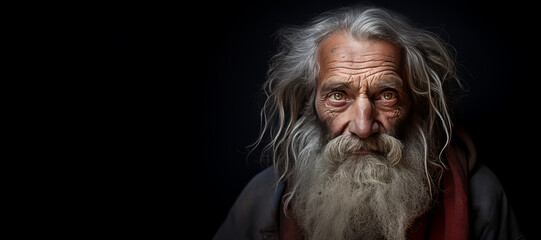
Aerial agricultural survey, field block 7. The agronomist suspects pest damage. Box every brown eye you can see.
[382,92,395,100]
[332,93,344,100]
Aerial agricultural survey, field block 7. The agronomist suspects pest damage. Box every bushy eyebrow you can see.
[319,81,357,94]
[373,76,403,90]
[319,75,403,94]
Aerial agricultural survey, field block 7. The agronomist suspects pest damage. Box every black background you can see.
[17,0,537,238]
[188,0,539,239]
[101,0,538,238]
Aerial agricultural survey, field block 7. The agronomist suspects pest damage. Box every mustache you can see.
[322,133,405,165]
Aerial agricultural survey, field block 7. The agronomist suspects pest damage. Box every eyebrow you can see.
[373,76,403,89]
[319,75,403,94]
[319,80,358,94]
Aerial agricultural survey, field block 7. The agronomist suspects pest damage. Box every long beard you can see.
[288,132,434,240]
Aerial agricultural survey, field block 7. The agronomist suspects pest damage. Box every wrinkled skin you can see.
[315,31,411,145]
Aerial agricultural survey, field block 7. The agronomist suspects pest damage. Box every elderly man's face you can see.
[315,31,411,142]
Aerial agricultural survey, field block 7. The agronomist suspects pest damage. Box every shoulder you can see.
[469,164,525,240]
[233,167,283,213]
[243,167,281,197]
[214,167,284,240]
[469,164,504,213]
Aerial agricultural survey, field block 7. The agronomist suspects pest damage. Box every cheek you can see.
[315,100,334,127]
[315,100,347,135]
[315,99,325,121]
[379,112,401,129]
[376,104,410,132]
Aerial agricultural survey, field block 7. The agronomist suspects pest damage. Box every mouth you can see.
[354,149,374,155]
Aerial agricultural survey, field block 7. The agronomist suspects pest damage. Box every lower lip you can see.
[354,149,372,155]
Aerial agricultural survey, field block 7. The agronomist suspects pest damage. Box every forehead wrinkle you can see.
[324,54,400,74]
[326,59,399,67]
[331,49,399,61]
[325,60,400,80]
[317,33,404,92]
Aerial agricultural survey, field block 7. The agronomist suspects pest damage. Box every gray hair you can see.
[253,5,462,188]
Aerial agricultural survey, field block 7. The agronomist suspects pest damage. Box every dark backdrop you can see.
[23,1,537,238]
[188,0,538,238]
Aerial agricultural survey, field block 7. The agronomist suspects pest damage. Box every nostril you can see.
[347,119,374,139]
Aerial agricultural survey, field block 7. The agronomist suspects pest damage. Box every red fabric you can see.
[436,141,470,239]
[279,204,304,240]
[408,143,470,240]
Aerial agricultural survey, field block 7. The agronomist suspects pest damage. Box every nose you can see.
[345,97,380,138]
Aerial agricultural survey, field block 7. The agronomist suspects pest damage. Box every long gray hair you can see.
[253,4,462,192]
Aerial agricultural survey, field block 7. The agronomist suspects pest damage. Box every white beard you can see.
[287,133,433,240]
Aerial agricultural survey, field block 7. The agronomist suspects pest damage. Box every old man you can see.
[214,5,523,240]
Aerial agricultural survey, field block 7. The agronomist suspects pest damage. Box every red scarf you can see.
[280,131,473,240]
[408,139,471,240]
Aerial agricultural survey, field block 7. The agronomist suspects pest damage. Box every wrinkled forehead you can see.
[319,32,400,56]
[317,31,403,82]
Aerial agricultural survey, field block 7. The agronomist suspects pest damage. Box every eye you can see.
[377,90,397,101]
[382,91,395,100]
[331,92,345,101]
[375,89,398,107]
[325,91,349,107]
